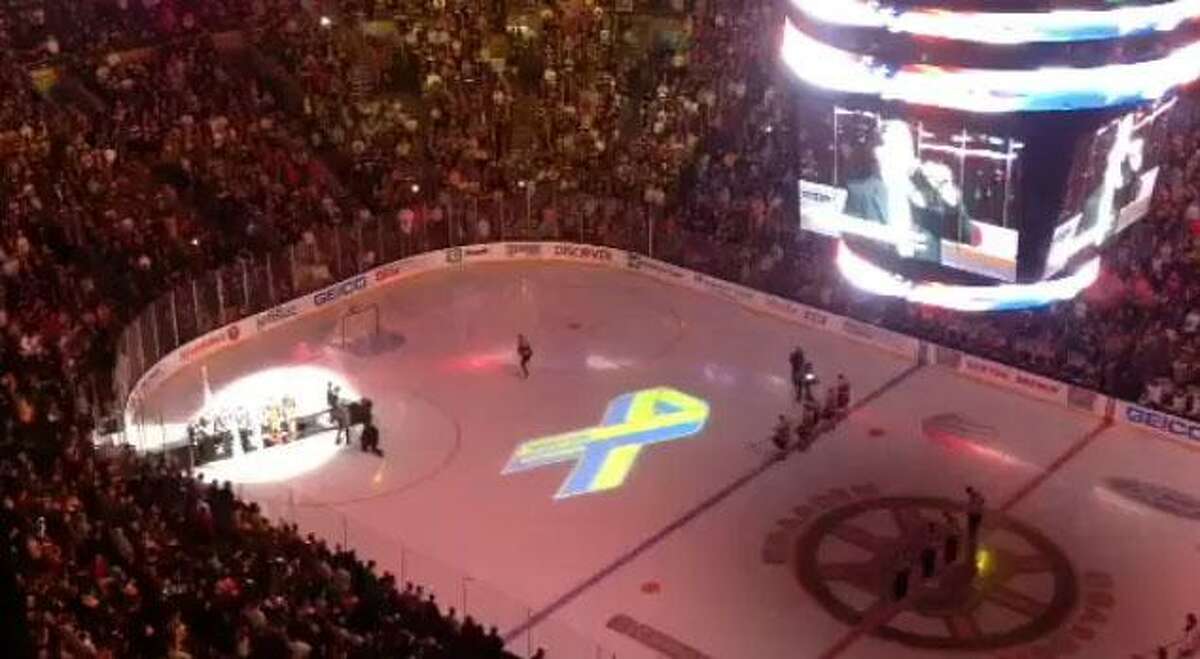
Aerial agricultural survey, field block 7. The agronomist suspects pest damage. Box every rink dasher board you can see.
[120,241,1173,449]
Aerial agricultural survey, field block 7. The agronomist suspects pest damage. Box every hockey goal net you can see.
[341,303,380,349]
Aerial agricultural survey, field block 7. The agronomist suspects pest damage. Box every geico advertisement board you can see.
[314,275,368,306]
[1122,404,1200,443]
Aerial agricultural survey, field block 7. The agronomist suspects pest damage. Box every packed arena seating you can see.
[4,0,1200,655]
[1,435,517,657]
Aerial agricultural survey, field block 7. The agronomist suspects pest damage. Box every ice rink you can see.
[137,261,1200,659]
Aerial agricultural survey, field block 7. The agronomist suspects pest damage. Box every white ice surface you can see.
[137,262,1200,659]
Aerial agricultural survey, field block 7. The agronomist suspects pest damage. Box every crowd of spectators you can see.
[2,433,517,657]
[5,0,1200,654]
[1,0,281,65]
[256,0,642,240]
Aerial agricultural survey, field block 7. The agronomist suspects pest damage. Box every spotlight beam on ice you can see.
[191,364,360,483]
[503,388,710,499]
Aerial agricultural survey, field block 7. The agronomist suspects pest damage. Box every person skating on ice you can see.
[517,333,533,379]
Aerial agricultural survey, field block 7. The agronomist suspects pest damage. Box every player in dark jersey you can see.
[789,347,807,400]
[517,334,533,379]
[836,374,851,412]
[771,415,791,452]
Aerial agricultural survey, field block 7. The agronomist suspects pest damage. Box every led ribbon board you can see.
[834,240,1101,311]
[503,387,710,499]
[781,18,1200,112]
[790,0,1200,44]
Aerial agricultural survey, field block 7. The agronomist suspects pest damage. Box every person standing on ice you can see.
[771,415,791,453]
[920,523,939,579]
[1178,613,1199,658]
[965,486,986,568]
[822,385,838,419]
[360,421,383,457]
[517,334,533,379]
[326,382,341,419]
[789,347,805,372]
[789,347,806,397]
[795,361,817,404]
[941,511,961,565]
[801,393,820,431]
[794,416,817,452]
[891,551,912,601]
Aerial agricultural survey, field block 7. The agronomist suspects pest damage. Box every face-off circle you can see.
[794,497,1078,651]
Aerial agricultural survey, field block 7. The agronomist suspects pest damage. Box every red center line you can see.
[817,600,906,659]
[999,419,1112,513]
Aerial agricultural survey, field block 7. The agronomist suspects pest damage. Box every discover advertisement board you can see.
[552,244,613,263]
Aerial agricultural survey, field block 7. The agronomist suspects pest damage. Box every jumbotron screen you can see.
[781,0,1197,308]
[798,106,1025,281]
[1047,96,1176,276]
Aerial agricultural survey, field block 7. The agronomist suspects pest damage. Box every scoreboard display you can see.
[782,0,1200,309]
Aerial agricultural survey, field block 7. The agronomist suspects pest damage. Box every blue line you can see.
[503,362,924,643]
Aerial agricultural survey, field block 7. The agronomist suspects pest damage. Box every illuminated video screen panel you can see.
[781,17,1200,113]
[799,106,1024,281]
[780,0,1188,306]
[1045,95,1176,276]
[790,0,1200,44]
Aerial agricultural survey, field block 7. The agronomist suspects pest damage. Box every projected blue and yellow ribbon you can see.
[503,387,710,499]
